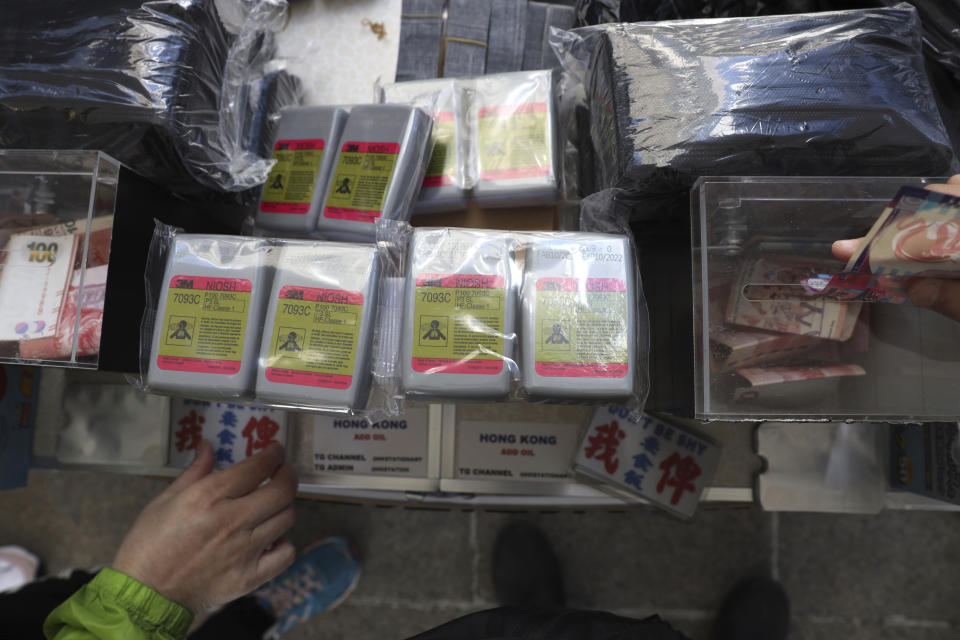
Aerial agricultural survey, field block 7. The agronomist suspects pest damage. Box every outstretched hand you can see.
[112,440,298,613]
[830,176,960,323]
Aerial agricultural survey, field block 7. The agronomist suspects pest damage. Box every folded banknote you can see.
[817,186,960,303]
[727,255,862,341]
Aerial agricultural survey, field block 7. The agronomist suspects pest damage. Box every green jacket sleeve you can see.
[43,567,193,640]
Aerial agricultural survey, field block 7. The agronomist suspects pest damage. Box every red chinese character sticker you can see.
[242,416,281,458]
[656,452,702,506]
[584,420,626,475]
[174,410,205,452]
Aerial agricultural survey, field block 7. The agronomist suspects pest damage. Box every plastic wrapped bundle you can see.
[905,0,960,80]
[0,0,301,199]
[380,78,470,213]
[583,5,957,200]
[573,0,860,24]
[894,0,960,155]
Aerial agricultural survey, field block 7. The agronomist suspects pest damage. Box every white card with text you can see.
[312,405,430,477]
[453,420,581,482]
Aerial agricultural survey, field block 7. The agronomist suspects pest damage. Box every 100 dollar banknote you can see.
[847,186,960,277]
[810,186,960,303]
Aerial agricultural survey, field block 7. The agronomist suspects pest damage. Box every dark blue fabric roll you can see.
[585,6,958,201]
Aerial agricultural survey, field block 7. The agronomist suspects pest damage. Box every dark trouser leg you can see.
[188,596,275,640]
[407,606,692,640]
[0,569,96,640]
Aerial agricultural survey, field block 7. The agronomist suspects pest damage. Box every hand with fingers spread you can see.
[112,440,298,613]
[831,175,960,323]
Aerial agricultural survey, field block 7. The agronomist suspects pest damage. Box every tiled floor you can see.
[2,470,960,639]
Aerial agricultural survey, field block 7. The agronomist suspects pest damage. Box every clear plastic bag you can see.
[140,222,392,417]
[577,1,960,175]
[252,103,435,239]
[375,215,649,410]
[379,78,471,212]
[254,239,382,411]
[142,227,272,399]
[0,0,302,199]
[310,105,434,242]
[400,227,519,399]
[379,70,562,212]
[201,0,300,192]
[904,0,960,81]
[254,106,349,234]
[469,70,561,208]
[553,4,957,211]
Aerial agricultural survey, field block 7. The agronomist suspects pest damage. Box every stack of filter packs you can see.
[585,6,957,203]
[143,226,647,414]
[379,79,469,213]
[379,70,560,213]
[396,227,643,403]
[145,234,381,412]
[254,104,433,240]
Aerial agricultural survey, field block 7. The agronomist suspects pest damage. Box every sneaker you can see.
[492,521,565,607]
[713,575,789,640]
[0,546,39,593]
[254,537,361,638]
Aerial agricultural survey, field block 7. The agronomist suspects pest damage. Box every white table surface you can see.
[276,0,403,106]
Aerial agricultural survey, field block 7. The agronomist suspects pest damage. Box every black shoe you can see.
[714,575,789,640]
[492,521,565,608]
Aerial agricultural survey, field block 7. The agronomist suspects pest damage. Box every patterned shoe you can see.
[254,537,361,638]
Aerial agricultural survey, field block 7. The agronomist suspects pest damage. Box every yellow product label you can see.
[534,277,628,378]
[424,112,457,188]
[156,275,252,374]
[323,141,400,223]
[264,286,364,389]
[260,139,325,214]
[477,102,549,181]
[411,273,505,375]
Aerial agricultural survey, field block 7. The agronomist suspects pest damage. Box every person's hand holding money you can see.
[832,175,960,322]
